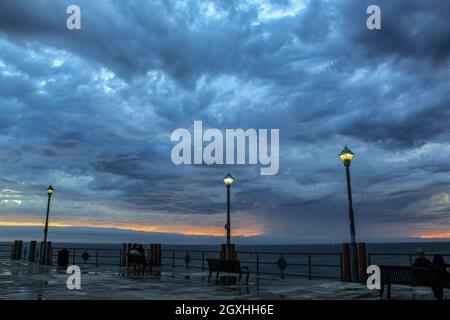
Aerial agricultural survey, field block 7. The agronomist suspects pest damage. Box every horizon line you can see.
[1,223,450,242]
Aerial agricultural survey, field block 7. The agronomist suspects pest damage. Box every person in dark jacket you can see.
[129,243,139,255]
[412,248,432,267]
[432,254,449,271]
[137,244,148,267]
[430,254,450,300]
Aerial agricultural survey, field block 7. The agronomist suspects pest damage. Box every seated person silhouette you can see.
[432,254,450,273]
[129,243,140,255]
[430,254,450,300]
[127,243,148,274]
[411,248,432,268]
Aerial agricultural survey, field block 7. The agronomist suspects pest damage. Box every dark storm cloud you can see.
[0,0,449,241]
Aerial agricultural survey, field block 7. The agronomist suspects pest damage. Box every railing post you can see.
[172,249,175,268]
[120,244,126,267]
[256,252,260,276]
[72,249,76,265]
[368,253,371,265]
[202,251,205,270]
[409,254,413,265]
[308,254,312,279]
[339,253,343,281]
[95,249,99,267]
[280,254,284,279]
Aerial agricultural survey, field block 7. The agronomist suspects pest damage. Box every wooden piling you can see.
[28,241,37,262]
[10,240,23,260]
[358,242,367,283]
[230,244,236,261]
[17,240,23,259]
[156,243,161,266]
[45,241,52,265]
[342,243,351,282]
[220,244,226,260]
[149,243,162,267]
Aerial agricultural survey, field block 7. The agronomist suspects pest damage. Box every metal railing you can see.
[50,247,122,266]
[0,244,12,257]
[160,249,343,280]
[6,241,450,281]
[368,253,450,266]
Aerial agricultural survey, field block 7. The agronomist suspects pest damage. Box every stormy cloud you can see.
[0,0,449,242]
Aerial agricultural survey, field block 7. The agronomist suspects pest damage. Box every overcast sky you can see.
[0,0,449,243]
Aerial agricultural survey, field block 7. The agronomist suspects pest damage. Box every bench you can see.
[206,259,250,284]
[379,265,450,299]
[127,253,151,275]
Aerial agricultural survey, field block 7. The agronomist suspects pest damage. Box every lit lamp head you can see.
[223,173,234,188]
[47,185,54,197]
[339,145,354,167]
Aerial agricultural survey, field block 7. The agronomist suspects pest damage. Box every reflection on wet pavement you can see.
[0,259,437,300]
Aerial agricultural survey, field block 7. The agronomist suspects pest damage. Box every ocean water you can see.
[2,242,449,279]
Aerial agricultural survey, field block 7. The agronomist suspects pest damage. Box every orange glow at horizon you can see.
[0,220,263,237]
[416,232,450,239]
[0,221,72,227]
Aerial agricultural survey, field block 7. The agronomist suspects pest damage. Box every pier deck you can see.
[0,259,437,300]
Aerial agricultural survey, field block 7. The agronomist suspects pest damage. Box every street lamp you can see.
[339,146,359,282]
[41,185,54,264]
[223,173,234,261]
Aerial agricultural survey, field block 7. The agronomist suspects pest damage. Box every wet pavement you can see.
[0,259,441,300]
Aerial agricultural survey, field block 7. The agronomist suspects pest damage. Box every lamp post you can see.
[41,185,54,264]
[339,146,359,282]
[223,173,234,261]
